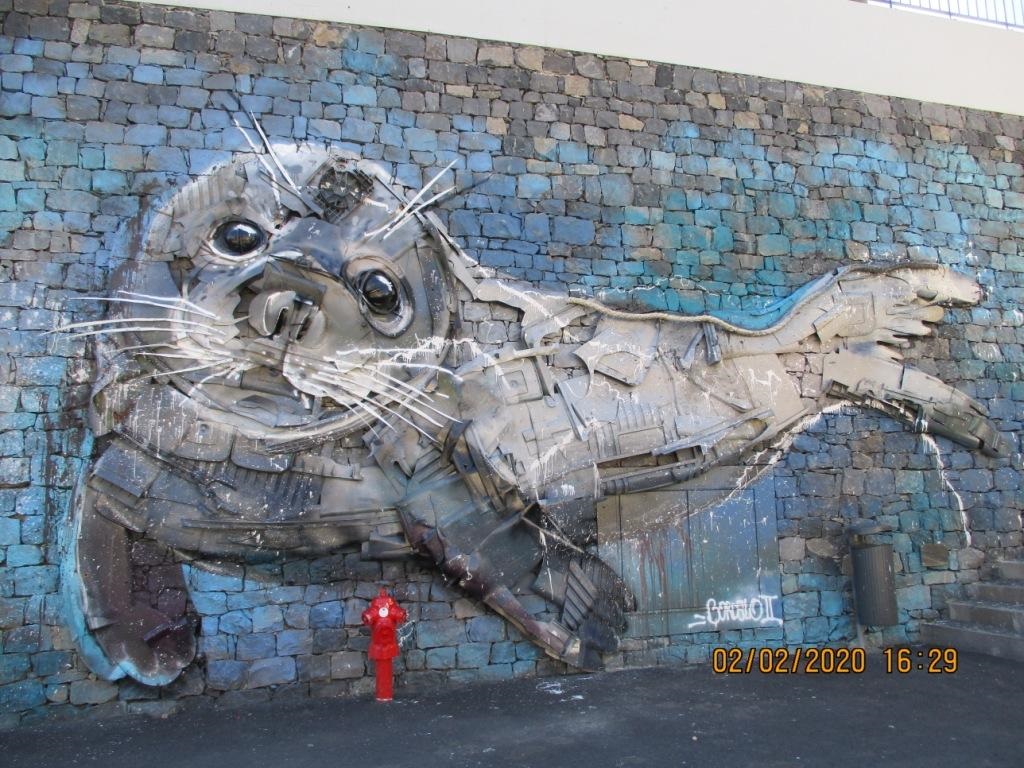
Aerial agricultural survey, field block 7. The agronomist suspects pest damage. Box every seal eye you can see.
[214,220,264,256]
[359,270,400,314]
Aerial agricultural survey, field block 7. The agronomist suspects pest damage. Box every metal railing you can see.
[865,0,1024,30]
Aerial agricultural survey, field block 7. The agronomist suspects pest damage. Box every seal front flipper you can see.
[398,449,633,671]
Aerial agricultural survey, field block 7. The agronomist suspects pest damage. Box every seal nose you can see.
[246,262,327,344]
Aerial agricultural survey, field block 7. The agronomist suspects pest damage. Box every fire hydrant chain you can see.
[361,588,407,702]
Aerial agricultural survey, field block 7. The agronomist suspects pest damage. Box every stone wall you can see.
[1,0,1021,726]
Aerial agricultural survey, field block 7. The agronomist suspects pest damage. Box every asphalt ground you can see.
[3,648,1021,768]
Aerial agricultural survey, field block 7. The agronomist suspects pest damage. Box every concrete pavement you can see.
[3,648,1021,767]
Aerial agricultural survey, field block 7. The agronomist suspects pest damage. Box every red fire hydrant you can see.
[361,588,407,702]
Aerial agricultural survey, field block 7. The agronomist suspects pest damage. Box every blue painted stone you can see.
[481,213,522,238]
[404,127,438,152]
[276,629,313,656]
[466,615,505,643]
[6,545,41,567]
[218,610,252,635]
[235,633,276,660]
[517,174,551,198]
[425,646,456,670]
[0,680,45,712]
[309,601,344,629]
[206,660,247,690]
[251,605,284,634]
[416,619,466,649]
[457,642,491,669]
[783,591,819,620]
[0,517,19,545]
[189,568,243,593]
[190,592,226,615]
[712,226,734,251]
[757,234,790,256]
[897,585,932,611]
[0,654,29,685]
[600,174,633,206]
[343,85,377,106]
[489,641,516,664]
[803,617,829,643]
[3,625,40,654]
[557,142,589,164]
[523,213,550,241]
[553,216,595,245]
[448,210,480,236]
[246,657,296,688]
[680,226,711,249]
[14,566,57,596]
[341,118,375,143]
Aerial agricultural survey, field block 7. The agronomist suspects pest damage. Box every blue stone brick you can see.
[189,567,243,593]
[600,174,634,206]
[449,210,480,236]
[457,642,491,669]
[218,610,252,635]
[0,518,19,546]
[0,653,29,685]
[557,142,589,164]
[517,174,551,199]
[206,660,247,690]
[481,213,521,239]
[343,85,377,106]
[309,600,344,629]
[3,624,40,653]
[6,545,41,567]
[416,619,466,649]
[14,566,57,596]
[190,591,226,615]
[490,641,516,664]
[0,680,45,712]
[243,655,296,692]
[426,646,456,670]
[404,128,438,152]
[783,591,819,620]
[341,118,375,143]
[553,216,595,245]
[820,591,844,617]
[468,152,492,172]
[802,617,829,643]
[467,615,505,643]
[251,605,284,633]
[236,633,276,660]
[758,234,791,256]
[276,629,313,656]
[460,132,501,151]
[680,226,711,249]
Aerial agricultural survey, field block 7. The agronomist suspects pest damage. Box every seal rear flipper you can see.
[63,458,196,687]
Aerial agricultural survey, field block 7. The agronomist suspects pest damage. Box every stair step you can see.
[948,600,1024,633]
[996,561,1024,581]
[920,621,1024,663]
[967,580,1024,604]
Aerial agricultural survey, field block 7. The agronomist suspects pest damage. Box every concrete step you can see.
[996,560,1024,581]
[920,621,1024,663]
[968,580,1024,604]
[948,599,1024,633]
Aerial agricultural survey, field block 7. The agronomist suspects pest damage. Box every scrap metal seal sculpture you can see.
[61,146,1009,685]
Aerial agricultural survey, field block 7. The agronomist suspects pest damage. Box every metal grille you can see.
[866,0,1024,30]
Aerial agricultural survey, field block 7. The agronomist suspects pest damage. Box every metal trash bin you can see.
[849,521,898,626]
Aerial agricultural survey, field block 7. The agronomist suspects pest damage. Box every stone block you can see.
[69,679,118,705]
[330,651,364,679]
[415,619,466,649]
[0,680,45,712]
[245,657,296,688]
